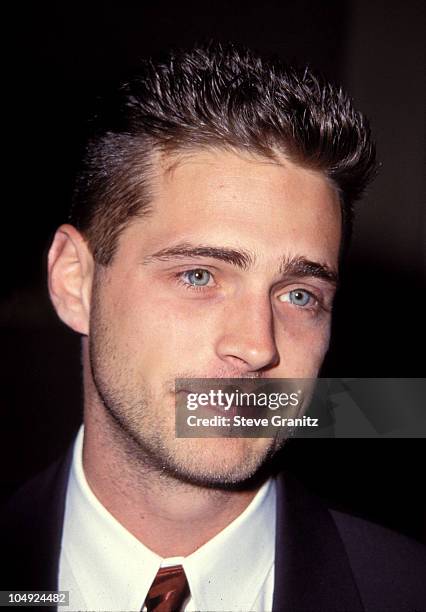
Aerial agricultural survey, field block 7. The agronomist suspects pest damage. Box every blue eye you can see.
[290,289,311,306]
[279,289,313,307]
[183,269,212,287]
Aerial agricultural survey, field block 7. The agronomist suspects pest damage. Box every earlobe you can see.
[47,224,94,335]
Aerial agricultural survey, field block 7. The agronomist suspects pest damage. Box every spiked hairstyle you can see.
[70,43,377,264]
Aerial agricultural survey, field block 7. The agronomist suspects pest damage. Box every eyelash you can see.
[174,269,326,311]
[174,269,216,292]
[291,292,321,312]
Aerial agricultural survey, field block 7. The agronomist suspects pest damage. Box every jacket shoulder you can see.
[331,508,426,609]
[0,449,73,591]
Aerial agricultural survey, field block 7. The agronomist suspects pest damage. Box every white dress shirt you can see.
[59,427,276,612]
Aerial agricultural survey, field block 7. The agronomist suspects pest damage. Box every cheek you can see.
[275,316,331,374]
[108,283,213,360]
[155,301,221,359]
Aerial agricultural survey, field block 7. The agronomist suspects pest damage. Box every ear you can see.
[47,224,94,335]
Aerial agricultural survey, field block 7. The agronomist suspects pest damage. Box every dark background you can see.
[1,1,425,543]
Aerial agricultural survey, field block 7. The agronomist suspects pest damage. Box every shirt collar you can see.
[62,426,276,611]
[183,470,276,611]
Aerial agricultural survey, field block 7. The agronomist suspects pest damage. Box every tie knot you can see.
[145,565,190,612]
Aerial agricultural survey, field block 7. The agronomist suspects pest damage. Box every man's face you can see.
[88,148,341,485]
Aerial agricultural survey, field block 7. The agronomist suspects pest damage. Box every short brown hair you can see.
[70,43,377,265]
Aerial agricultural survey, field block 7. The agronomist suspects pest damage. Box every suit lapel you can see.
[4,445,364,610]
[2,443,74,594]
[272,472,364,611]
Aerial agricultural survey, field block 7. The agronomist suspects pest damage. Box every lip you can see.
[175,388,239,416]
[177,389,260,421]
[202,401,240,418]
[175,379,261,396]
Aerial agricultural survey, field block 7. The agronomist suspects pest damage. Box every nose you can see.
[215,293,279,374]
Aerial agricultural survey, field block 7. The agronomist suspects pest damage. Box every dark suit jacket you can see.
[1,445,426,612]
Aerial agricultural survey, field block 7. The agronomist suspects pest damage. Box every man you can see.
[2,43,425,611]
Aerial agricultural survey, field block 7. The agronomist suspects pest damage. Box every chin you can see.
[168,437,277,488]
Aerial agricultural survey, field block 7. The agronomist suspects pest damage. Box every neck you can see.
[82,405,261,558]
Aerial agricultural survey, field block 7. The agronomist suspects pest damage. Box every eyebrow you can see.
[142,243,338,284]
[142,243,254,269]
[280,255,338,284]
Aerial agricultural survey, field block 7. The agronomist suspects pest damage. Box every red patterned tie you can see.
[144,565,190,612]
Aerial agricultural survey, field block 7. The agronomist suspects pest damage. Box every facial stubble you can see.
[87,280,283,489]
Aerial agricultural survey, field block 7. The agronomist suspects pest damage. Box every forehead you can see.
[117,148,341,266]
